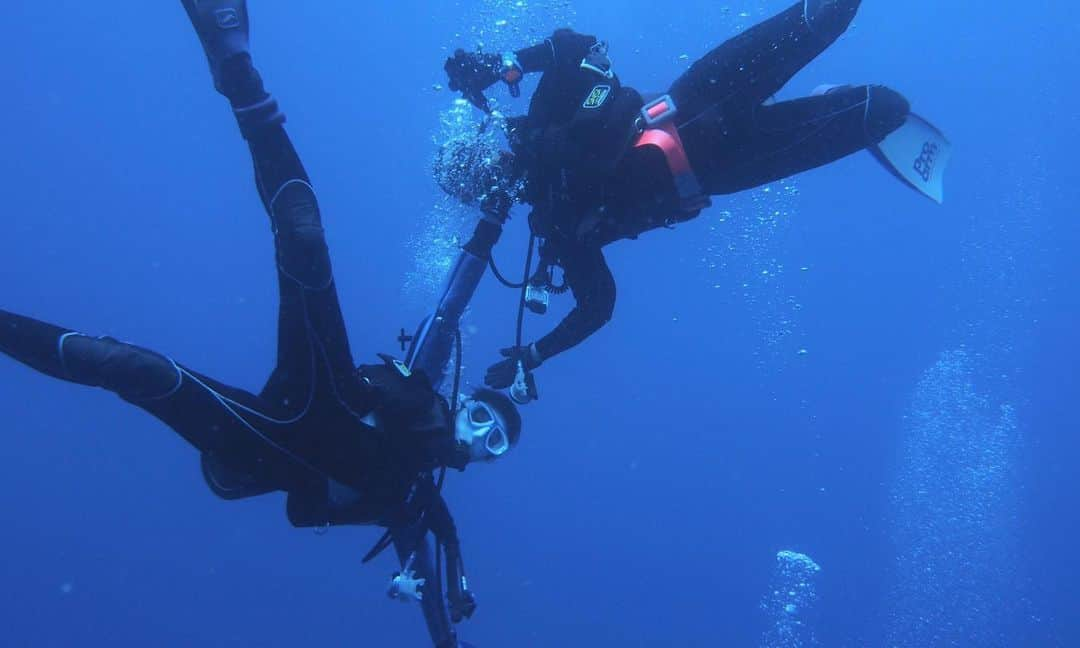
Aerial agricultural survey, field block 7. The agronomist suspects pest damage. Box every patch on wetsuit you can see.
[582,84,612,109]
[391,358,411,378]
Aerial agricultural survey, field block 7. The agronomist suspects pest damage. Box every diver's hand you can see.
[387,569,425,602]
[484,346,541,389]
[444,50,501,112]
[479,189,513,223]
[449,589,478,623]
[444,50,522,113]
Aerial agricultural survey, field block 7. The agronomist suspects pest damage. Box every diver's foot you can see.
[804,0,859,38]
[803,0,832,30]
[181,0,283,137]
[181,0,251,96]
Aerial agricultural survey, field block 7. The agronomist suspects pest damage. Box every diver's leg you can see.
[696,85,909,195]
[0,309,182,400]
[244,123,363,412]
[0,309,315,492]
[669,0,860,120]
[182,2,361,413]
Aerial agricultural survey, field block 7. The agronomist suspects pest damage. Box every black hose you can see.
[434,534,444,610]
[437,327,463,494]
[449,327,464,424]
[548,265,570,294]
[489,255,527,289]
[515,235,537,348]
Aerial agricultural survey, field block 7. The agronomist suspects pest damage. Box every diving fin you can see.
[804,0,851,38]
[181,0,251,94]
[869,113,952,204]
[803,0,834,32]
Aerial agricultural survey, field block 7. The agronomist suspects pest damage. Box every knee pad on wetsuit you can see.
[201,452,277,501]
[865,85,910,143]
[286,487,329,528]
[61,334,181,401]
[270,180,332,290]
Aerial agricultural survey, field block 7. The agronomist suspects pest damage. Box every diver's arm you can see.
[533,242,616,362]
[392,529,457,647]
[445,30,596,112]
[514,30,599,74]
[408,217,505,391]
[425,494,476,624]
[389,491,475,647]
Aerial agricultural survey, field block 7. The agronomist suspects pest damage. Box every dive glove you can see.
[387,569,425,602]
[484,345,541,390]
[449,589,478,622]
[444,50,521,113]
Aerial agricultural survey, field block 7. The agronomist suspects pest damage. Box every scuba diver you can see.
[441,0,952,392]
[0,2,518,647]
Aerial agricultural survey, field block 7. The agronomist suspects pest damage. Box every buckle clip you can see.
[640,94,678,128]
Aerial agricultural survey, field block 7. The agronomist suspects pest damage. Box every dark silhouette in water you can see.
[442,0,944,391]
[0,2,517,646]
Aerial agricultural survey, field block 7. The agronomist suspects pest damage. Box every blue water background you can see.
[1,1,1077,645]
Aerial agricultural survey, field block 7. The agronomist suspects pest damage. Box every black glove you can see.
[449,589,477,623]
[444,50,503,113]
[484,346,541,389]
[479,189,513,223]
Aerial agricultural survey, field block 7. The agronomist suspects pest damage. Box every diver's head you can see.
[454,387,522,463]
[434,134,514,206]
[580,40,614,79]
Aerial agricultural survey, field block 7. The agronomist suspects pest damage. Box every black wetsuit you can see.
[0,86,491,648]
[505,0,909,364]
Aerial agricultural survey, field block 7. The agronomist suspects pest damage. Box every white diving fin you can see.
[869,112,952,204]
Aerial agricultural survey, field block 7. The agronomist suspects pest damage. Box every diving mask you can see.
[455,400,510,459]
[580,41,614,79]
